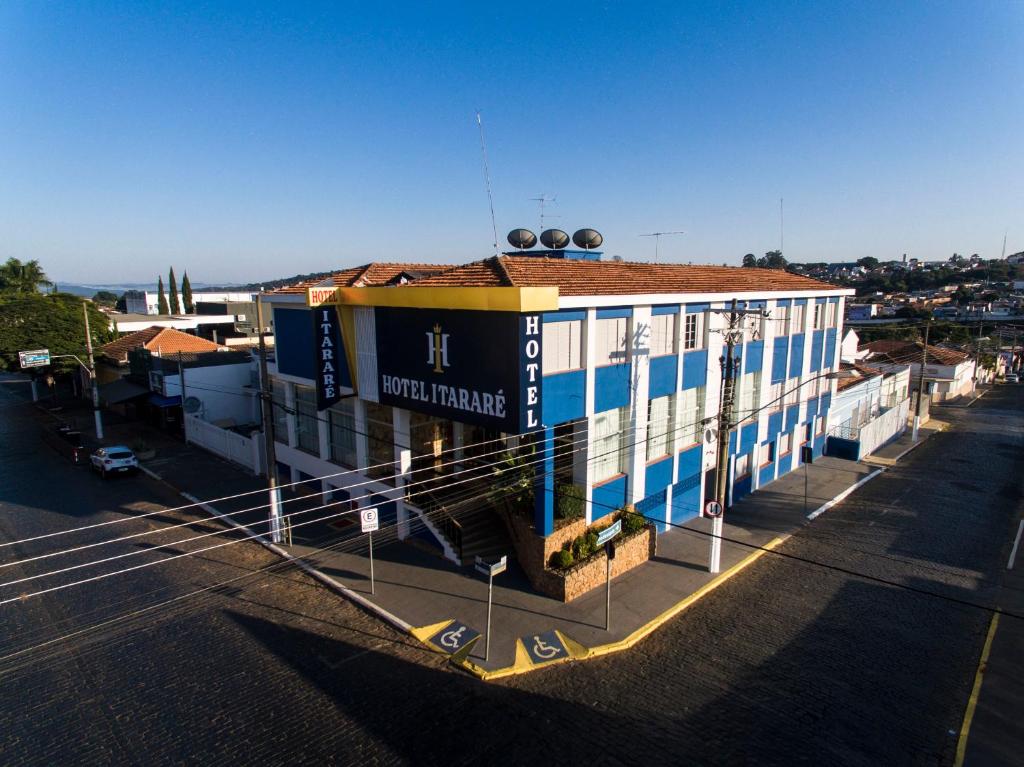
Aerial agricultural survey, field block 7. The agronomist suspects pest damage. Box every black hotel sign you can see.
[374,307,542,433]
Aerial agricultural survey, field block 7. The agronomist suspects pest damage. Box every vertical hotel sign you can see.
[520,314,542,432]
[308,287,343,411]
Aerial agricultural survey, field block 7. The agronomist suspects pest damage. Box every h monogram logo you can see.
[426,324,450,373]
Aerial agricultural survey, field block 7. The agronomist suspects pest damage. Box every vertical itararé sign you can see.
[313,306,343,411]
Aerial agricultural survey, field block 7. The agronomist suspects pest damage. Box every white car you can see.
[1005,374,1019,384]
[90,446,139,478]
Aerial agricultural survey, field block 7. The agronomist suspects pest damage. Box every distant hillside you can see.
[202,271,338,293]
[55,281,240,297]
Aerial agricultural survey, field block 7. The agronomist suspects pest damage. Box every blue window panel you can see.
[820,392,832,413]
[592,475,627,523]
[747,299,767,310]
[682,349,708,390]
[815,297,828,305]
[596,306,632,319]
[734,422,757,454]
[789,333,806,378]
[645,455,673,494]
[274,307,317,381]
[534,426,555,536]
[824,328,838,369]
[793,298,808,306]
[771,337,789,384]
[676,443,703,484]
[813,433,826,458]
[637,488,667,533]
[777,454,793,477]
[542,370,586,424]
[649,355,678,398]
[745,340,764,373]
[775,298,792,308]
[685,302,710,314]
[768,410,783,437]
[671,480,701,525]
[809,331,825,373]
[785,404,801,431]
[651,305,679,316]
[758,460,775,488]
[595,364,631,412]
[543,310,586,323]
[828,296,840,304]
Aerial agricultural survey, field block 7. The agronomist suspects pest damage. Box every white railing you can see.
[185,414,265,475]
[858,398,910,457]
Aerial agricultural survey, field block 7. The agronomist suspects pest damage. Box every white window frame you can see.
[678,385,706,447]
[779,431,793,456]
[773,305,789,336]
[595,317,629,367]
[759,441,775,467]
[792,304,806,333]
[813,303,824,331]
[683,313,705,351]
[542,319,583,374]
[646,394,675,461]
[591,406,627,483]
[294,385,320,455]
[735,453,752,478]
[649,313,677,357]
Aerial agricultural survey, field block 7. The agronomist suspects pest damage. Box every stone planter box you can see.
[500,509,656,602]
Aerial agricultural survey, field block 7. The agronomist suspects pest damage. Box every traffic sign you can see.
[475,555,507,577]
[704,500,723,518]
[427,620,480,655]
[596,520,622,547]
[360,507,379,533]
[18,349,50,369]
[800,445,814,464]
[521,631,569,665]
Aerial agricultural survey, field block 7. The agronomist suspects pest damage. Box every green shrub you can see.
[572,534,591,561]
[585,530,599,551]
[551,549,574,569]
[556,483,586,520]
[622,510,646,535]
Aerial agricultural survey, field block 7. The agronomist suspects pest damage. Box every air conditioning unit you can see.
[149,371,165,395]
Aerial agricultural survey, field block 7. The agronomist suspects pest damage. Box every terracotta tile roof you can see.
[407,256,838,295]
[836,361,885,391]
[270,263,451,294]
[862,339,971,366]
[101,326,224,363]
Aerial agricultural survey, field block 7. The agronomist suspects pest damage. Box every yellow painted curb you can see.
[409,619,455,654]
[954,612,1001,767]
[450,535,789,681]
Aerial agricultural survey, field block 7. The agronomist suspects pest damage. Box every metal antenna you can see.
[530,194,558,234]
[639,231,686,263]
[476,111,499,256]
[1002,230,1008,260]
[780,197,784,256]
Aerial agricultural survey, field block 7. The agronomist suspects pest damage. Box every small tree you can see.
[856,256,879,270]
[92,290,118,306]
[742,253,758,268]
[168,267,181,314]
[181,271,194,313]
[157,276,169,314]
[762,250,787,270]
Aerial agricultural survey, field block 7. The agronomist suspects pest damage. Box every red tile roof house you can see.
[861,339,977,403]
[262,253,853,599]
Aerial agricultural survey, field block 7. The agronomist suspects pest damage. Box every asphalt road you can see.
[0,382,1020,765]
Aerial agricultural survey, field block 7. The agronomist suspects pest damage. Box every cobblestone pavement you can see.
[1,383,1020,765]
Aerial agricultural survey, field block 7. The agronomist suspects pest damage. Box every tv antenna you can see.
[639,231,686,263]
[476,111,499,256]
[530,194,559,234]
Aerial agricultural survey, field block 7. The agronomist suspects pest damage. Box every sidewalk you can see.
[118,414,945,678]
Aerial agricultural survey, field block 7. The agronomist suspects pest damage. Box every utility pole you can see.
[912,320,931,442]
[972,322,983,394]
[255,296,284,544]
[82,302,104,440]
[707,299,772,573]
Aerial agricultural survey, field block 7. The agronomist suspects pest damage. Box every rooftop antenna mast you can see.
[1002,230,1008,259]
[476,111,499,256]
[780,197,784,256]
[639,231,686,263]
[530,194,558,234]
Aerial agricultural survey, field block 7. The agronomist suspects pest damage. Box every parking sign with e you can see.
[360,507,379,533]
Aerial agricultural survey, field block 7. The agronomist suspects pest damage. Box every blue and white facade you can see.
[262,263,850,561]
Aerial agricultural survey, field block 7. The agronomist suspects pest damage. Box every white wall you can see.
[164,361,259,424]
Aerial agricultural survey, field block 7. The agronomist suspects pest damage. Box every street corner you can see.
[412,619,482,665]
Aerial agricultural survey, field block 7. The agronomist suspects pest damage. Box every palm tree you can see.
[0,258,52,294]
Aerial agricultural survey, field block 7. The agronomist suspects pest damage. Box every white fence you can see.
[185,414,265,475]
[858,398,910,457]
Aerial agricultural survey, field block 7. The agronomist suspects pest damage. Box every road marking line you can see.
[807,469,884,520]
[955,612,1000,767]
[1008,519,1023,570]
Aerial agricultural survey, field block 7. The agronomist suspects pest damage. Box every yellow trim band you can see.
[308,286,559,313]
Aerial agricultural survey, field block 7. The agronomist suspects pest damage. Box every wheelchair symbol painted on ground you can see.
[521,630,570,665]
[427,620,480,655]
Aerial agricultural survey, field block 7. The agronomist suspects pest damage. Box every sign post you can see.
[18,349,50,369]
[596,520,622,631]
[475,555,507,662]
[800,445,814,517]
[361,507,379,595]
[704,500,724,573]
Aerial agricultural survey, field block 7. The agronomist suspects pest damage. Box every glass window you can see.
[678,386,706,446]
[294,385,319,455]
[271,381,288,446]
[759,441,775,466]
[826,302,837,327]
[683,313,704,351]
[646,394,674,461]
[591,406,627,483]
[735,453,751,478]
[542,320,582,374]
[780,431,793,455]
[804,422,813,443]
[328,398,356,467]
[595,317,629,366]
[364,402,394,481]
[813,303,824,330]
[773,305,789,336]
[649,314,677,357]
[736,371,761,423]
[767,382,783,411]
[784,376,801,406]
[791,304,806,333]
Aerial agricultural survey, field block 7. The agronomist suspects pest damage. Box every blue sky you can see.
[2,1,1022,284]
